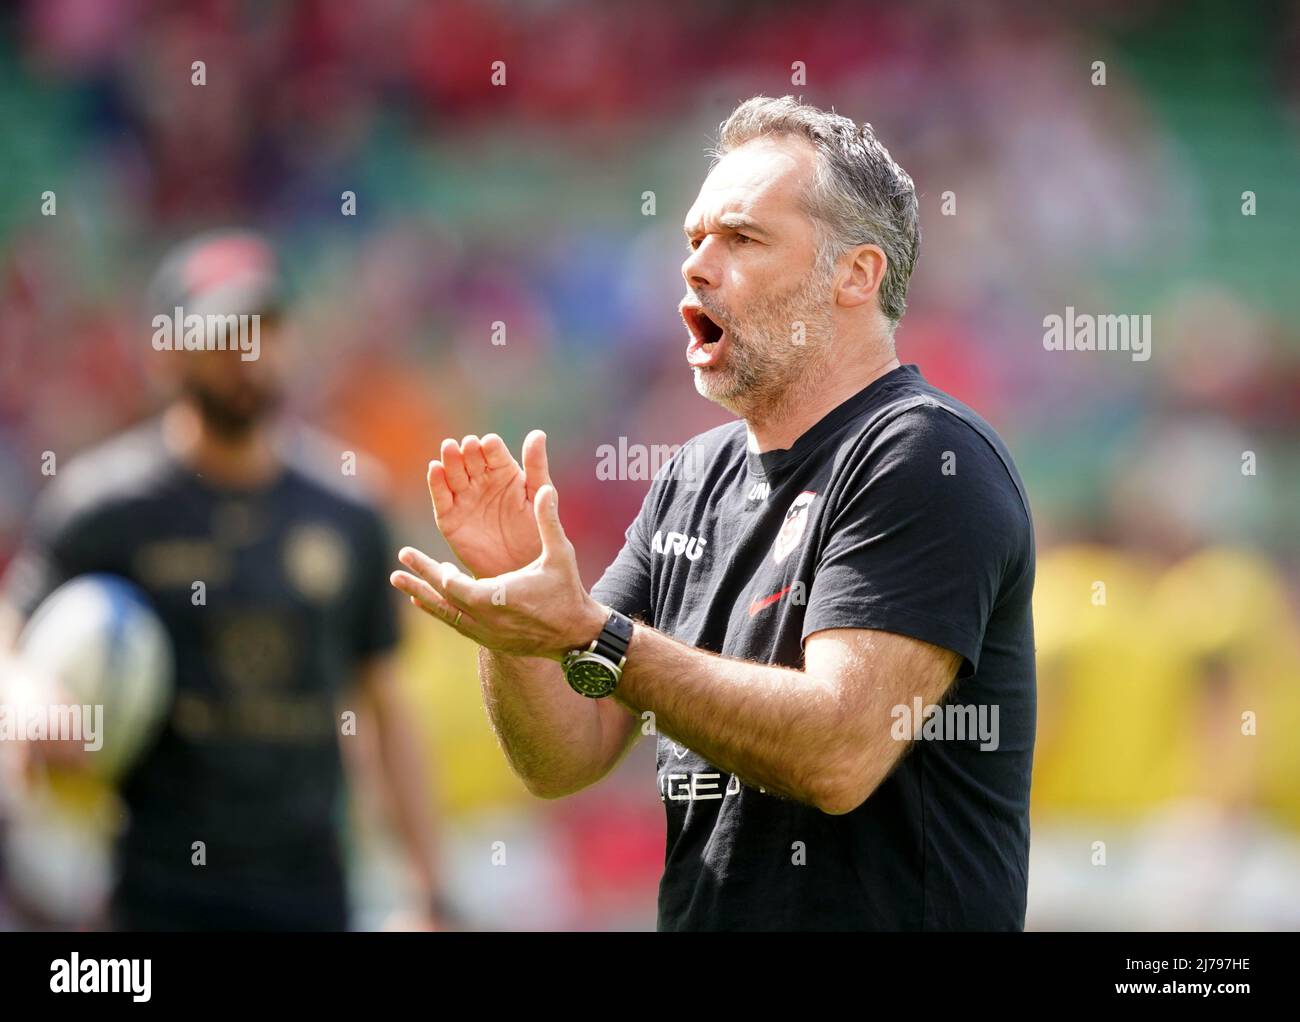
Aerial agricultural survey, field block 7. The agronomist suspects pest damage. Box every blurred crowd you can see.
[1,0,1297,929]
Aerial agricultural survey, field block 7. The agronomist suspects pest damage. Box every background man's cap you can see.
[147,229,285,319]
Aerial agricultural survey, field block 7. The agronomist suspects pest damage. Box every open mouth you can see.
[682,304,727,366]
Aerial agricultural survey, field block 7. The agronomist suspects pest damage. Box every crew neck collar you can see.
[745,363,921,480]
[159,413,288,496]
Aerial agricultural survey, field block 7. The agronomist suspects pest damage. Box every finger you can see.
[461,435,487,478]
[397,545,463,599]
[390,571,479,633]
[440,438,469,491]
[398,547,482,609]
[410,593,475,635]
[522,429,551,500]
[533,484,572,562]
[480,432,516,472]
[426,461,455,519]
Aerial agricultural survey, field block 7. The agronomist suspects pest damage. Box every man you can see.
[0,230,450,930]
[391,96,1036,931]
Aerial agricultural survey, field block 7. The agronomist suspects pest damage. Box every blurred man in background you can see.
[0,230,450,931]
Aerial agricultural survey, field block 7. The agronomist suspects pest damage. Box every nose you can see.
[681,237,719,292]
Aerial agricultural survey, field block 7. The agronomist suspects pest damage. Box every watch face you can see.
[565,655,618,698]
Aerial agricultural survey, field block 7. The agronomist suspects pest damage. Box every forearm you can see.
[374,698,444,897]
[612,624,863,809]
[393,468,958,816]
[477,648,605,797]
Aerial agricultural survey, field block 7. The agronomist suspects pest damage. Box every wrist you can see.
[558,602,633,699]
[561,598,610,659]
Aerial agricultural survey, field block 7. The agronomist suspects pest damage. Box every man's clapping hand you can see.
[427,430,553,579]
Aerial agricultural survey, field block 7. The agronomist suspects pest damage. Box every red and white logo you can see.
[772,490,816,564]
[748,583,794,617]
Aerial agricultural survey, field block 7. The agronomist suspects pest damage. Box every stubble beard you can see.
[182,377,282,442]
[692,262,838,428]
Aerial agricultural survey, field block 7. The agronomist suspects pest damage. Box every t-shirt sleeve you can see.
[350,509,401,660]
[0,478,105,620]
[589,484,656,623]
[801,403,1027,678]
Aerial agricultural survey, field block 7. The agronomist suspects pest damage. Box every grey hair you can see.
[710,95,920,324]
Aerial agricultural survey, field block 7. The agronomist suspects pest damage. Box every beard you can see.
[182,377,282,441]
[690,260,837,425]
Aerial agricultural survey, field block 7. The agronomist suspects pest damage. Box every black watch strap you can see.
[590,608,634,665]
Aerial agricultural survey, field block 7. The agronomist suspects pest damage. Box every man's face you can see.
[177,314,290,439]
[679,136,836,418]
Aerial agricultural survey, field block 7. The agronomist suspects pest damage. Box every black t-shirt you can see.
[590,364,1036,931]
[2,418,398,920]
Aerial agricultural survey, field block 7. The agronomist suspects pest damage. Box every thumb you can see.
[533,484,570,560]
[522,429,552,499]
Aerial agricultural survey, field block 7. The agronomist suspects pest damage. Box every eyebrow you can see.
[683,213,770,239]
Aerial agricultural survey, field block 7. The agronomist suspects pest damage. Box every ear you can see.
[835,244,888,311]
[145,341,186,395]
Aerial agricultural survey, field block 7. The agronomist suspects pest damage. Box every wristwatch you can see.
[562,607,634,698]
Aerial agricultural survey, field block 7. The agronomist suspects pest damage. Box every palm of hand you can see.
[429,431,550,579]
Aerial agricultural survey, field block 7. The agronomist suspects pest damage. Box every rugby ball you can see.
[16,574,174,780]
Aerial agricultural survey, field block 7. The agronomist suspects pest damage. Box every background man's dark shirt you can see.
[2,419,398,929]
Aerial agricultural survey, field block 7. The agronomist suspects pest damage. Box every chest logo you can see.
[772,490,817,564]
[283,523,349,602]
[748,583,794,617]
[651,529,707,562]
